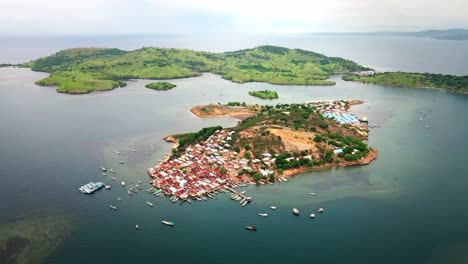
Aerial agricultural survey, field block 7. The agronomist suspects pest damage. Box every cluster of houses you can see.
[147,129,273,200]
[307,101,368,129]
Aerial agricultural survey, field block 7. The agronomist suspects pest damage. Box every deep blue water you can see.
[0,35,468,264]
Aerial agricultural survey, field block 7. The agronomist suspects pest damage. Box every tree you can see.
[220,167,227,175]
[244,152,251,159]
[252,172,262,181]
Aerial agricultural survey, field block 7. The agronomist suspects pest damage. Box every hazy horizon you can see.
[1,0,467,36]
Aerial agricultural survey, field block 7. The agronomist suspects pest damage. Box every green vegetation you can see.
[343,72,468,94]
[24,45,368,94]
[229,103,371,168]
[171,126,222,158]
[145,82,176,91]
[248,90,279,99]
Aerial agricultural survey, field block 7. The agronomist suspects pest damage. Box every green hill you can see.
[23,45,368,94]
[343,72,468,94]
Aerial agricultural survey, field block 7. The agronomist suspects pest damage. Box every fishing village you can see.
[79,100,376,229]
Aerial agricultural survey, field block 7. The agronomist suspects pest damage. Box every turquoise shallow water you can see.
[0,67,467,263]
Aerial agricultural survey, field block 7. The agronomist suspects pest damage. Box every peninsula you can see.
[148,100,376,201]
[343,72,468,94]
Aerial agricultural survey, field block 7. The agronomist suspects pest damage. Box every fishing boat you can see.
[318,208,324,213]
[161,220,174,227]
[110,177,116,181]
[270,206,277,210]
[241,200,248,207]
[100,167,107,172]
[258,213,268,217]
[127,190,132,196]
[293,208,300,215]
[110,169,117,173]
[101,173,107,176]
[146,201,153,207]
[105,185,111,190]
[121,181,126,187]
[244,226,256,231]
[109,205,117,210]
[309,214,316,218]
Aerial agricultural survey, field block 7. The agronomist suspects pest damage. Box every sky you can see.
[0,0,467,36]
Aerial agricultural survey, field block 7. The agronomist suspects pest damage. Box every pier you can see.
[223,185,252,202]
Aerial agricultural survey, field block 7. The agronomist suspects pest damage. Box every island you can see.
[147,100,376,202]
[249,90,279,99]
[145,82,176,91]
[22,45,368,94]
[311,29,468,41]
[343,72,468,94]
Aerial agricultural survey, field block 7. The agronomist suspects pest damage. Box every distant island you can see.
[145,82,176,91]
[21,45,467,95]
[148,100,376,201]
[22,45,367,94]
[310,29,468,40]
[249,90,279,99]
[343,72,468,94]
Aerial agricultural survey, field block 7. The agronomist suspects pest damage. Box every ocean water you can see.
[0,35,468,263]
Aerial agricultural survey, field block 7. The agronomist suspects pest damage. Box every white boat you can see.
[117,198,121,201]
[308,192,317,196]
[105,185,111,190]
[309,213,316,218]
[135,225,139,230]
[121,181,126,187]
[318,208,324,213]
[110,177,116,181]
[101,173,107,176]
[293,208,300,215]
[109,205,117,210]
[270,206,277,210]
[258,213,268,217]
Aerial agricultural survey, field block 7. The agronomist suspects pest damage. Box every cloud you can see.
[0,0,466,35]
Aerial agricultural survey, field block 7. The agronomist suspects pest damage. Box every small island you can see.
[343,72,468,94]
[249,90,279,99]
[148,100,376,202]
[145,82,176,91]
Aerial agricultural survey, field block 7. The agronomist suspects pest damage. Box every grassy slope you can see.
[343,72,468,94]
[24,45,367,94]
[249,90,279,99]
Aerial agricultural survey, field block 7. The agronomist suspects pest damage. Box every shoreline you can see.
[190,105,257,120]
[152,101,377,195]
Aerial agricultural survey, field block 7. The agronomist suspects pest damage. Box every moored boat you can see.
[309,213,316,218]
[146,201,154,207]
[102,173,107,176]
[244,226,256,231]
[293,208,300,215]
[109,205,117,210]
[100,167,107,172]
[79,182,105,194]
[258,213,268,217]
[318,208,324,213]
[121,181,126,187]
[161,220,174,226]
[105,185,111,190]
[270,206,277,210]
